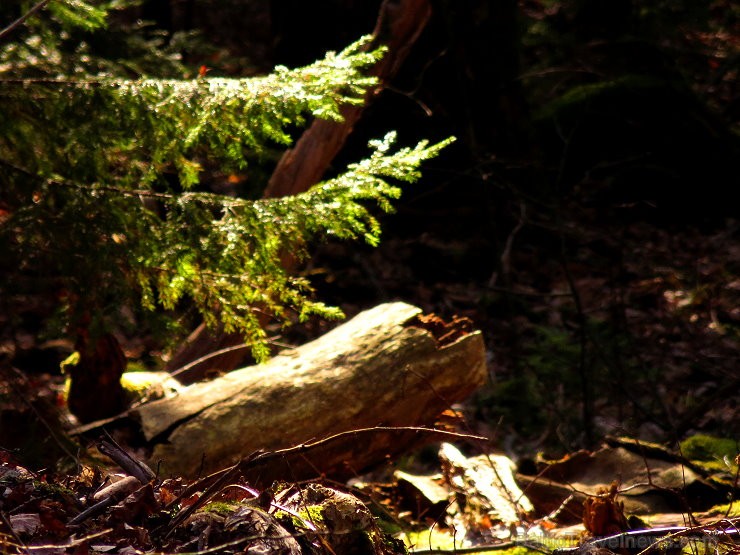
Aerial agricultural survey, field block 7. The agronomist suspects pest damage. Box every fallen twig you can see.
[553,523,740,555]
[97,436,156,484]
[410,540,550,555]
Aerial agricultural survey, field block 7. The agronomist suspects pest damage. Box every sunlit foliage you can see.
[0,1,452,359]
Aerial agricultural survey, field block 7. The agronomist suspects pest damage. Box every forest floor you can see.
[302,190,740,457]
[2,173,739,554]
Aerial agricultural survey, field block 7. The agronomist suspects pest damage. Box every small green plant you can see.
[680,434,739,473]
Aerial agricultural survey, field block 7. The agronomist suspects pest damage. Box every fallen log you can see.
[133,302,487,481]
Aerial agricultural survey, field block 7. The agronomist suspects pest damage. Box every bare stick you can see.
[0,0,51,43]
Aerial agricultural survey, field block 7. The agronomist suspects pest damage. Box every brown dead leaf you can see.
[582,481,628,537]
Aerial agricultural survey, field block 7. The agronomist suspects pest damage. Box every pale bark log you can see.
[134,302,487,481]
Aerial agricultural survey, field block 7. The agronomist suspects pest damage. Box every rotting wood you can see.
[133,302,487,480]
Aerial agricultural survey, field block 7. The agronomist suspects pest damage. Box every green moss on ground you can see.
[680,434,738,473]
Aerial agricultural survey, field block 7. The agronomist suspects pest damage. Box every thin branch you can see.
[255,426,489,471]
[489,202,527,288]
[164,449,268,537]
[484,285,573,298]
[410,541,550,555]
[558,232,594,448]
[0,0,52,43]
[0,510,27,551]
[168,343,256,379]
[97,436,156,484]
[164,426,490,511]
[2,528,114,552]
[0,158,175,200]
[52,179,175,200]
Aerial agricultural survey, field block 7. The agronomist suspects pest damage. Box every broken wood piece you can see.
[439,443,533,527]
[133,302,487,480]
[91,475,140,503]
[97,439,156,484]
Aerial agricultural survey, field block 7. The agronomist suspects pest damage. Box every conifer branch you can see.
[0,17,452,363]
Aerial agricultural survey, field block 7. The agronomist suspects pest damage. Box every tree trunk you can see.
[263,0,432,198]
[67,331,127,423]
[137,302,487,481]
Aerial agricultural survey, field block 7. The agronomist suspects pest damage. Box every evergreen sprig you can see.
[0,12,453,360]
[1,133,452,360]
[0,37,385,190]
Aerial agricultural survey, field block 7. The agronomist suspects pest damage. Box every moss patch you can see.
[202,500,239,517]
[680,434,738,473]
[704,502,740,518]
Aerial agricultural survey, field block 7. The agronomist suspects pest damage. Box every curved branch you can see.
[0,0,52,43]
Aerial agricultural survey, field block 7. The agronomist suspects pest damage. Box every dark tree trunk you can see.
[67,331,127,423]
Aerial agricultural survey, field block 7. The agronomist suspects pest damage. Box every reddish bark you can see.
[67,331,127,423]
